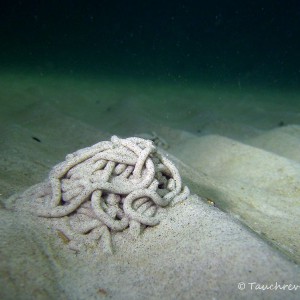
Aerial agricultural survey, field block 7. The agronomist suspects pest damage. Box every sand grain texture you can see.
[1,75,300,299]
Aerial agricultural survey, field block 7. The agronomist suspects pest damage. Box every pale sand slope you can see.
[1,74,300,299]
[247,125,300,163]
[2,196,300,300]
[0,103,300,300]
[168,132,300,264]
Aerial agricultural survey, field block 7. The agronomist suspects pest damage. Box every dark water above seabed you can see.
[0,0,300,92]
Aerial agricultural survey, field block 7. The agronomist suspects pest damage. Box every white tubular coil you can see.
[26,135,190,253]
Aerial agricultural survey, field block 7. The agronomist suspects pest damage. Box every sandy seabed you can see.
[0,72,300,299]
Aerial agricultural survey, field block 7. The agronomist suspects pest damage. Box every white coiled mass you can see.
[26,136,190,253]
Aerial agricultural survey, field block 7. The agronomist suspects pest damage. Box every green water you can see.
[1,1,299,90]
